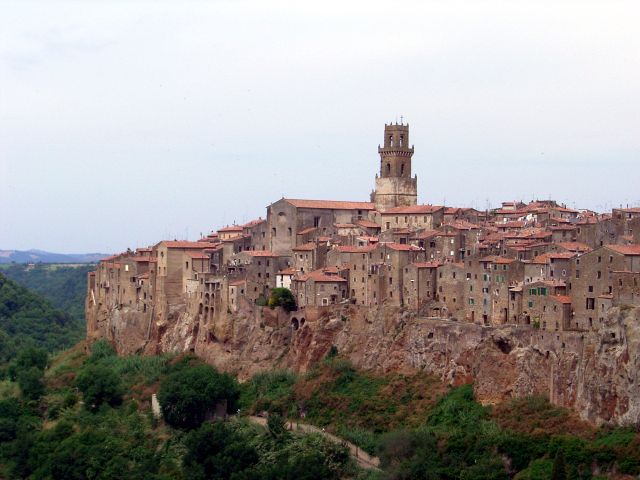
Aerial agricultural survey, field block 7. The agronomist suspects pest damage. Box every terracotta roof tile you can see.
[606,244,640,256]
[161,241,213,249]
[357,219,381,229]
[412,261,443,269]
[336,245,377,253]
[381,205,445,214]
[550,295,572,304]
[383,243,424,252]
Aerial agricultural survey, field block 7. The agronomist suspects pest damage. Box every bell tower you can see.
[371,122,418,211]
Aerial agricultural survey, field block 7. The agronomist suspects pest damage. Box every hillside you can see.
[0,264,94,323]
[0,272,84,361]
[0,343,361,480]
[0,250,108,264]
[241,357,640,479]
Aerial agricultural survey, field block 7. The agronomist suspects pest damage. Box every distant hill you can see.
[0,264,93,324]
[0,249,109,264]
[0,272,84,361]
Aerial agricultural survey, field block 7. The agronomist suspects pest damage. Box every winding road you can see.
[247,416,381,471]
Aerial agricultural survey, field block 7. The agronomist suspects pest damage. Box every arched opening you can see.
[389,135,393,147]
[386,163,391,175]
[400,163,405,175]
[291,318,299,330]
[399,135,404,147]
[199,303,203,315]
[300,318,306,327]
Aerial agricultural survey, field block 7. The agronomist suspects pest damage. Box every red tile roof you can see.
[336,245,377,253]
[297,227,318,235]
[297,269,348,283]
[285,199,374,210]
[606,244,640,256]
[161,241,213,249]
[555,242,593,253]
[242,218,265,228]
[357,219,380,229]
[277,267,297,275]
[188,252,210,259]
[218,225,243,232]
[383,243,424,252]
[479,256,516,265]
[412,261,443,269]
[381,205,445,214]
[550,295,572,304]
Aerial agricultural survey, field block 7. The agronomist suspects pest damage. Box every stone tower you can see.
[371,122,418,211]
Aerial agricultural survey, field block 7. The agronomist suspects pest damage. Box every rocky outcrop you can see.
[87,301,640,426]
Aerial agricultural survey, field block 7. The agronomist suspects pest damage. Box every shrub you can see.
[75,364,123,411]
[158,364,239,430]
[267,288,297,312]
[17,367,45,401]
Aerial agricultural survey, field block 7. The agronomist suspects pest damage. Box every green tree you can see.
[267,288,297,312]
[158,364,239,430]
[76,364,123,411]
[9,347,48,380]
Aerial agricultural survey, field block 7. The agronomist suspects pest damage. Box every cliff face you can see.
[86,301,640,426]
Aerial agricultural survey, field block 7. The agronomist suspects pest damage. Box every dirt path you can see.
[247,416,381,471]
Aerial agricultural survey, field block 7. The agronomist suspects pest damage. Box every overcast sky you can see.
[1,0,639,254]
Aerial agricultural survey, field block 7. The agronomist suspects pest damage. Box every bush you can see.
[75,364,123,411]
[17,367,45,401]
[267,288,297,312]
[158,364,239,430]
[183,422,259,480]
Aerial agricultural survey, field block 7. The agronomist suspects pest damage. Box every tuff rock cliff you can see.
[86,301,640,426]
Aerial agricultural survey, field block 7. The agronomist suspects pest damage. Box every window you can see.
[610,255,614,263]
[313,216,321,227]
[588,285,593,293]
[598,256,602,263]
[586,298,595,310]
[469,298,475,305]
[528,301,534,308]
[576,270,580,278]
[288,228,292,236]
[597,271,602,279]
[401,164,405,175]
[389,277,393,285]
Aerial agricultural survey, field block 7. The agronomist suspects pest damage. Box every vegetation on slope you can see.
[0,273,83,362]
[239,354,640,480]
[0,342,357,480]
[0,264,93,324]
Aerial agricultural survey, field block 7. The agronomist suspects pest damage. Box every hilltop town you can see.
[87,123,640,335]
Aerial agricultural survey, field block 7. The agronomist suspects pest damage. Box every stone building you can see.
[267,198,375,255]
